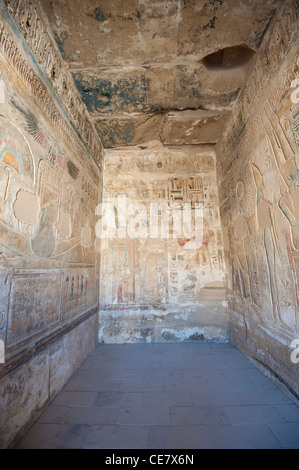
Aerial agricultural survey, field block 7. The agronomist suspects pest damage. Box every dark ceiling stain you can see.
[72,73,147,115]
[67,160,79,179]
[87,7,140,22]
[87,7,110,22]
[95,119,135,147]
[52,30,70,60]
[206,0,223,11]
[203,16,216,30]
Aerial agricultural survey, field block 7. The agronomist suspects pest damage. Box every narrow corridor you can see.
[16,342,299,449]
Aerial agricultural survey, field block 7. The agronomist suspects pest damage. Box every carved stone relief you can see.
[218,16,299,342]
[0,53,101,359]
[99,145,227,342]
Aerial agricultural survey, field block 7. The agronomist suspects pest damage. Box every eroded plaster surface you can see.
[42,0,280,149]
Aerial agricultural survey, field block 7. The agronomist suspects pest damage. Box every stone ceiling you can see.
[42,0,281,149]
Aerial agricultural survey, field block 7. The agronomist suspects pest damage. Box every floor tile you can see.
[82,425,148,449]
[143,391,194,407]
[16,423,88,449]
[268,423,299,448]
[50,391,98,407]
[224,405,286,424]
[75,378,122,392]
[170,406,230,425]
[274,404,299,422]
[120,379,165,392]
[208,424,281,449]
[116,406,171,425]
[64,406,118,425]
[148,425,213,449]
[88,360,127,370]
[222,368,267,379]
[37,405,69,424]
[164,378,211,392]
[110,369,145,380]
[192,390,293,407]
[143,369,184,381]
[183,369,225,380]
[94,391,144,407]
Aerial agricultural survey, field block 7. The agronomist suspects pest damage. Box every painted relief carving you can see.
[5,272,63,347]
[100,149,226,314]
[31,160,60,258]
[292,102,299,152]
[0,17,102,173]
[230,179,251,303]
[0,101,98,261]
[0,117,37,255]
[250,162,286,325]
[0,117,34,181]
[219,25,299,332]
[169,177,184,205]
[276,107,299,307]
[187,176,203,207]
[0,66,100,357]
[11,96,66,171]
[107,153,215,174]
[2,0,103,165]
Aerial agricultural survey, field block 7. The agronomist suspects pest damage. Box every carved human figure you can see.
[251,163,287,327]
[232,198,250,300]
[278,166,299,307]
[185,230,215,272]
[278,167,299,244]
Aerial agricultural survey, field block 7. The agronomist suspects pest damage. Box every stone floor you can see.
[16,342,299,449]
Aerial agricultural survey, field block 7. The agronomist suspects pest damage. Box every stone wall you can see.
[217,0,299,400]
[0,3,102,447]
[99,142,227,343]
